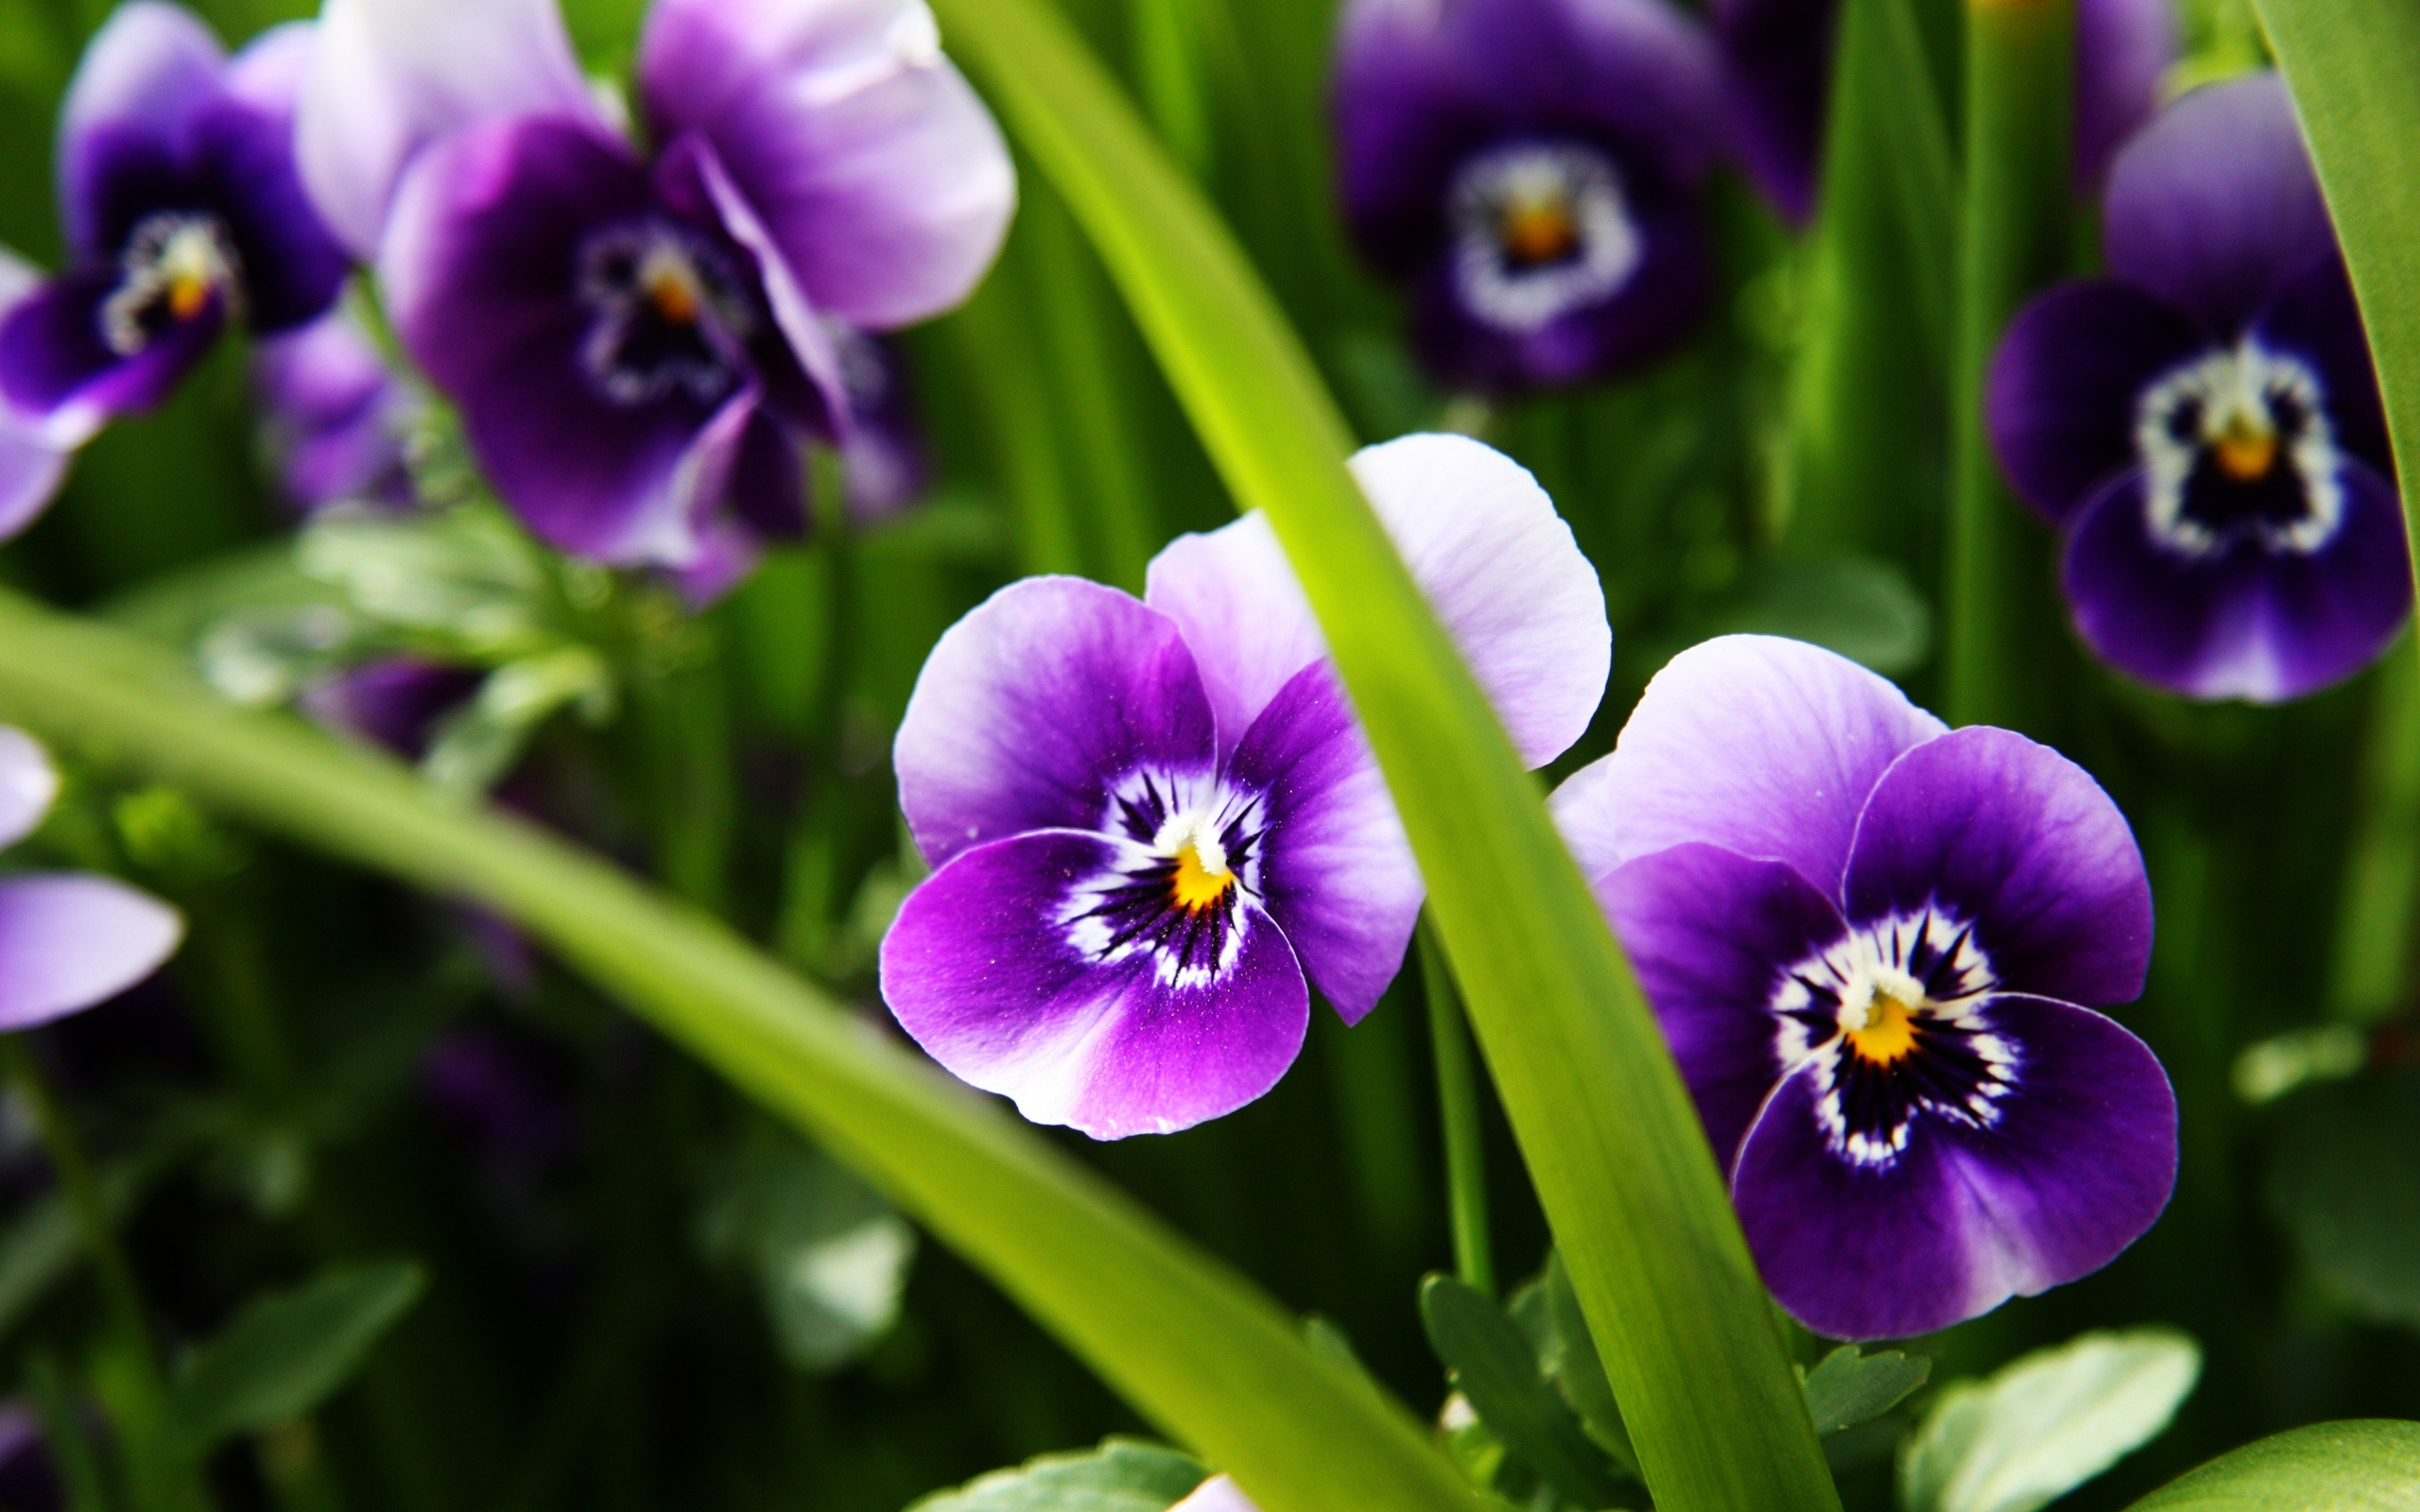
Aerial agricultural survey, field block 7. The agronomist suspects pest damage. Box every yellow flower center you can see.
[1845,991,1921,1066]
[2213,415,2279,482]
[1499,201,1579,266]
[639,247,706,326]
[1170,841,1235,912]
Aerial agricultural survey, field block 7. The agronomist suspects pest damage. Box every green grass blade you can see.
[0,592,1475,1512]
[925,3,1839,1507]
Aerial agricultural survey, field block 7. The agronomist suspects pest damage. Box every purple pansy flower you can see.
[833,325,930,527]
[300,658,484,759]
[0,251,73,543]
[297,0,1012,574]
[0,728,182,1033]
[1552,636,2175,1340]
[1330,0,1727,391]
[252,303,423,511]
[1988,75,2409,702]
[0,5,348,449]
[880,435,1610,1138]
[1717,0,2174,223]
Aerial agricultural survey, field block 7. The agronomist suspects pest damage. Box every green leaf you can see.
[2124,1420,2420,1510]
[167,1262,425,1452]
[925,3,1840,1507]
[909,1439,1207,1512]
[697,1129,917,1373]
[1527,1254,1637,1476]
[1692,555,1932,677]
[1799,1346,1929,1436]
[1420,1275,1628,1512]
[1900,1329,2202,1512]
[2265,1071,2420,1328]
[0,593,1476,1512]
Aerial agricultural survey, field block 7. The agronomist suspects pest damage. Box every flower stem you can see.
[2,1038,153,1366]
[1419,919,1493,1298]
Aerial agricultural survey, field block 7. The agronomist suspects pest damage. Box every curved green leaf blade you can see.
[1801,1347,1930,1437]
[169,1262,425,1452]
[910,1439,1208,1512]
[0,593,1474,1512]
[2127,1421,2420,1511]
[923,4,1837,1509]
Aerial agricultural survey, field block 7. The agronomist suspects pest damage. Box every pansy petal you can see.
[1709,0,1832,223]
[2074,0,2175,194]
[2254,254,2391,479]
[1144,512,1325,755]
[57,1,225,261]
[301,659,482,759]
[1734,992,2174,1340]
[1987,280,2204,524]
[1171,1477,1257,1512]
[1331,0,1496,278]
[189,33,350,333]
[0,266,224,443]
[0,729,60,849]
[894,577,1219,869]
[1450,0,1727,184]
[2063,463,2413,702]
[297,0,598,259]
[1227,660,1421,1024]
[0,874,182,1031]
[0,423,68,541]
[1843,726,2152,1006]
[2102,73,2334,334]
[1552,634,1946,890]
[880,829,1309,1139]
[638,0,1015,330]
[1598,841,1850,1171]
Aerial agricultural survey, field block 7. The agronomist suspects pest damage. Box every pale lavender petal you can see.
[1227,661,1420,1024]
[893,577,1219,869]
[638,0,1015,329]
[0,425,68,541]
[879,829,1309,1139]
[1844,726,2152,1006]
[0,730,59,849]
[57,1,225,261]
[1550,634,1946,890]
[1171,1477,1257,1512]
[1143,511,1324,754]
[297,0,597,258]
[0,874,182,1030]
[252,306,419,511]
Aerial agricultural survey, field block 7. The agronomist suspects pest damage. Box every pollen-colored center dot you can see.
[1169,842,1235,912]
[1499,202,1580,266]
[2213,421,2278,482]
[648,269,701,326]
[167,273,211,321]
[1846,992,1921,1065]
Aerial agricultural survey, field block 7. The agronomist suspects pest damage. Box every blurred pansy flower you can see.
[0,252,73,542]
[0,728,182,1033]
[833,325,931,528]
[1719,0,2173,223]
[295,0,1012,577]
[1989,75,2407,702]
[0,4,347,448]
[1553,636,2175,1340]
[300,657,484,760]
[1329,0,1726,391]
[252,303,423,512]
[880,435,1609,1138]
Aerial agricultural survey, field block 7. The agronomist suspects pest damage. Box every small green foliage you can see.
[166,1262,425,1454]
[1421,1273,1632,1511]
[2266,1071,2420,1329]
[907,1439,1207,1512]
[2124,1420,2420,1510]
[1800,1345,1931,1436]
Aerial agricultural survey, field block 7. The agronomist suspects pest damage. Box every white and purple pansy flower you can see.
[0,3,348,451]
[0,728,182,1033]
[1329,0,1727,392]
[879,435,1611,1139]
[295,0,1012,576]
[1552,635,2177,1341]
[1988,74,2411,703]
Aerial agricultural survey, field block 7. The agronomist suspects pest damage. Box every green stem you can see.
[1418,920,1493,1298]
[28,1351,117,1512]
[3,1039,153,1367]
[1941,0,2076,730]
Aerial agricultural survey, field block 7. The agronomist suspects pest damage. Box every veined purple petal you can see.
[1226,661,1420,1024]
[297,0,598,259]
[57,1,225,262]
[1550,634,1946,890]
[1598,841,1849,1171]
[1987,280,2204,525]
[1144,512,1326,756]
[2074,0,2176,194]
[0,265,224,444]
[638,0,1015,330]
[1734,993,2174,1340]
[2103,73,2335,335]
[0,874,182,1031]
[0,729,60,850]
[879,829,1310,1139]
[1844,726,2152,1007]
[893,577,1219,869]
[2063,462,2413,702]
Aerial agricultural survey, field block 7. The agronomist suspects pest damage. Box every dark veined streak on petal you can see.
[878,828,1311,1139]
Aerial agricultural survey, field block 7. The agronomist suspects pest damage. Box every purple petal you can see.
[893,577,1219,869]
[1226,661,1420,1024]
[185,29,350,334]
[1549,634,1947,891]
[637,0,1016,329]
[297,0,598,258]
[2063,463,2414,702]
[1734,993,2175,1340]
[2254,254,2392,479]
[1597,841,1849,1171]
[377,117,747,564]
[56,1,225,261]
[0,422,69,541]
[1709,0,1831,223]
[2102,73,2335,334]
[1144,512,1326,755]
[0,266,223,443]
[0,729,60,849]
[0,874,182,1031]
[301,659,482,759]
[252,307,420,511]
[834,326,930,523]
[1987,280,2204,525]
[1843,726,2152,1006]
[2074,0,2176,194]
[879,829,1310,1139]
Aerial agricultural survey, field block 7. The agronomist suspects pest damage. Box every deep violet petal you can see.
[1986,280,2205,525]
